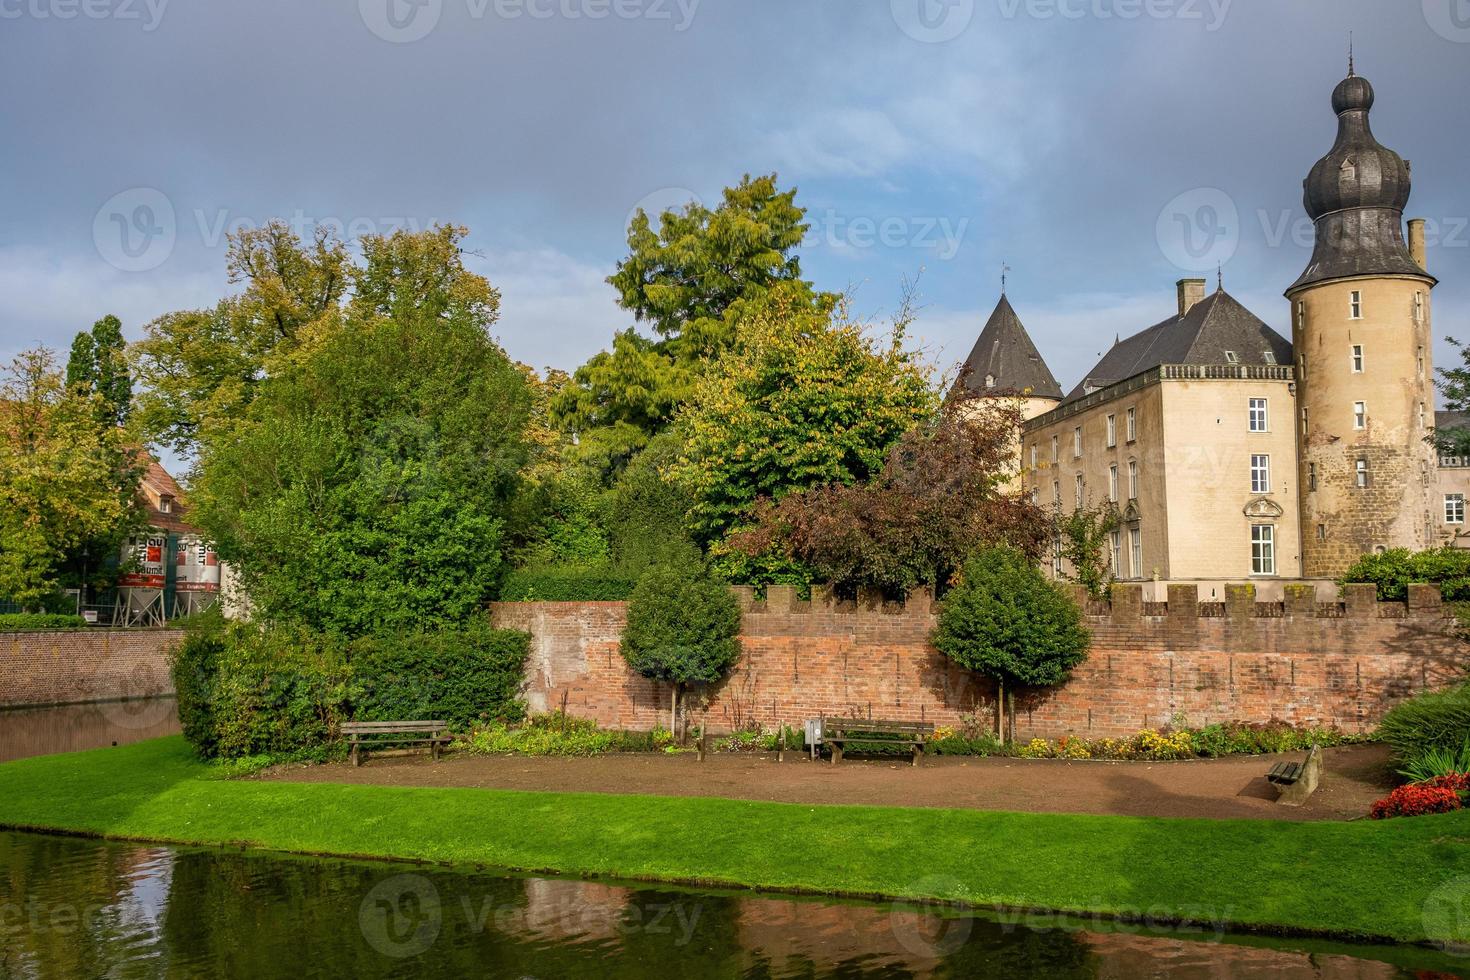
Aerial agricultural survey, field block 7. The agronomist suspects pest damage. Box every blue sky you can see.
[2,0,1468,402]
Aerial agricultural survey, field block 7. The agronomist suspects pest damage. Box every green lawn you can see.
[0,737,1466,946]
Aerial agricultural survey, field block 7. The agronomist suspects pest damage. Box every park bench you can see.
[821,717,935,767]
[1266,744,1323,806]
[342,720,451,767]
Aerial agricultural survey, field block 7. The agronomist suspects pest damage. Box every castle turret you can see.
[1290,69,1438,577]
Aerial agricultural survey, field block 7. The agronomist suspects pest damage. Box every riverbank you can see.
[0,737,1466,948]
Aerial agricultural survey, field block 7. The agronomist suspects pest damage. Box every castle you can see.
[951,68,1468,599]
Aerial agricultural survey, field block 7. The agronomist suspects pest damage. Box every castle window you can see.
[1316,524,1326,541]
[1308,462,1317,491]
[1053,480,1061,504]
[1030,444,1038,467]
[1302,407,1309,436]
[1074,474,1084,508]
[1051,435,1059,462]
[1419,347,1426,378]
[1073,426,1082,457]
[1110,530,1122,576]
[1351,345,1364,373]
[1128,459,1138,499]
[1109,464,1119,502]
[1296,301,1305,330]
[1350,290,1363,319]
[1106,414,1117,448]
[1354,402,1367,430]
[1129,526,1142,578]
[1420,403,1426,429]
[1030,488,1039,505]
[1126,407,1136,442]
[1251,525,1276,576]
[1415,292,1425,323]
[1052,534,1063,576]
[1250,454,1271,494]
[1248,398,1268,432]
[1355,458,1371,488]
[1447,494,1465,525]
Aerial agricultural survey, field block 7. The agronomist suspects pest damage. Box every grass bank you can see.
[0,737,1465,947]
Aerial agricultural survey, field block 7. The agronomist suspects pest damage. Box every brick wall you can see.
[0,630,183,708]
[491,582,1468,739]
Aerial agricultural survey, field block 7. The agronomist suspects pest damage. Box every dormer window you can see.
[1340,158,1357,181]
[1224,351,1239,363]
[1263,351,1276,365]
[984,374,995,388]
[159,495,174,515]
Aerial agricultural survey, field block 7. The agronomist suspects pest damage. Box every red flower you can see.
[1371,784,1462,820]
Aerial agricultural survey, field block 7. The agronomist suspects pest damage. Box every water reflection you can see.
[1,831,1464,979]
[0,699,179,763]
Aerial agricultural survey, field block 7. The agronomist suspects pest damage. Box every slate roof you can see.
[1062,289,1292,404]
[950,294,1064,401]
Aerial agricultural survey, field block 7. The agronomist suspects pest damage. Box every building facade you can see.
[953,69,1454,596]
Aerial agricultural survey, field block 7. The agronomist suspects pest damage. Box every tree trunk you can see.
[670,682,680,739]
[995,677,1005,741]
[1007,691,1016,745]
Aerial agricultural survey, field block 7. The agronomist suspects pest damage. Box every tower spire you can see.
[1001,262,1010,296]
[1348,32,1354,77]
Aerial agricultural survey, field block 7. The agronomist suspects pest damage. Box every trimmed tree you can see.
[621,564,742,736]
[932,547,1090,741]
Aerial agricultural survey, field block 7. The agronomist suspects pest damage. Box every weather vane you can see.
[1001,263,1011,296]
[1349,32,1355,77]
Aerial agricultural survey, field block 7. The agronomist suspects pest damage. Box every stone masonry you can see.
[491,583,1467,739]
[0,630,183,708]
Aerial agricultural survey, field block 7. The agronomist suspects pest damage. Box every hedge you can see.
[498,565,638,602]
[0,613,88,631]
[170,619,531,760]
[1340,547,1470,602]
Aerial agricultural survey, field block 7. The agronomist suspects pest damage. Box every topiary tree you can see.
[932,547,1090,741]
[621,563,742,736]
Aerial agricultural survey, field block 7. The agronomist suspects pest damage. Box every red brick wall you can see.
[491,582,1469,739]
[0,630,183,708]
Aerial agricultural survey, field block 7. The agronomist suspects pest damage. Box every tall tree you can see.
[66,314,133,428]
[0,349,135,606]
[132,222,348,458]
[191,226,532,635]
[667,298,935,550]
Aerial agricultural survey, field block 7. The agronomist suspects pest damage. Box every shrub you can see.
[205,626,351,759]
[1397,737,1470,783]
[499,565,638,601]
[1341,546,1470,601]
[1377,682,1470,766]
[1371,783,1462,819]
[0,613,87,631]
[459,713,673,756]
[622,564,742,733]
[170,612,229,757]
[932,547,1089,739]
[1191,722,1363,758]
[348,624,529,729]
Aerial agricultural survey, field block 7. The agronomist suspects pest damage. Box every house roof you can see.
[949,294,1064,401]
[137,458,197,534]
[1062,289,1292,404]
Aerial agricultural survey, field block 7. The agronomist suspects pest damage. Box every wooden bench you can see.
[821,717,935,767]
[342,720,450,767]
[1266,744,1323,806]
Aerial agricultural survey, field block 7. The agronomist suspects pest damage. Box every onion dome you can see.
[1289,72,1433,294]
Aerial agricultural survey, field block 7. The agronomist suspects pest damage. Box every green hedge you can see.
[499,565,638,601]
[0,613,87,631]
[170,619,531,760]
[1341,547,1470,601]
[1378,682,1470,764]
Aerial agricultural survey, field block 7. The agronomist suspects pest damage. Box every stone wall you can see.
[491,582,1468,739]
[0,630,183,708]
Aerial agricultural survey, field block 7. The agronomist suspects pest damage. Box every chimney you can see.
[1409,218,1428,273]
[1176,278,1207,317]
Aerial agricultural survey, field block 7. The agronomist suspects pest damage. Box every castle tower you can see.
[948,292,1063,492]
[1289,69,1437,577]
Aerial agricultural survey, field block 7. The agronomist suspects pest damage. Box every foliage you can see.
[1189,722,1369,758]
[1377,682,1470,766]
[668,298,935,548]
[1055,499,1122,599]
[1397,737,1470,783]
[511,469,612,570]
[728,399,1050,593]
[0,613,88,631]
[621,564,742,688]
[933,547,1090,689]
[170,614,531,758]
[66,314,133,428]
[459,713,673,756]
[607,173,830,361]
[348,625,529,729]
[190,225,532,636]
[0,349,137,606]
[1370,783,1462,819]
[604,429,700,572]
[1339,546,1470,601]
[8,738,1470,945]
[132,222,349,458]
[498,565,639,601]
